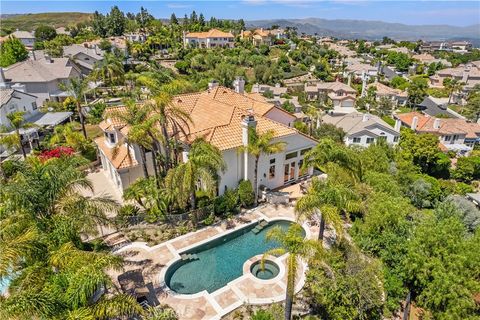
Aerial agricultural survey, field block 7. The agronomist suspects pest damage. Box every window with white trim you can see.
[352,137,361,143]
[366,137,375,144]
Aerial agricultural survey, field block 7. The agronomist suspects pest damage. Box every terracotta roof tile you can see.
[95,136,138,169]
[396,112,480,138]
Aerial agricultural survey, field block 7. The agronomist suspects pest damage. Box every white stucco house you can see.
[395,112,480,154]
[305,81,358,114]
[183,29,235,48]
[0,87,39,127]
[96,84,317,194]
[2,52,82,106]
[321,112,400,147]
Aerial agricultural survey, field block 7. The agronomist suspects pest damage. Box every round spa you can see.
[250,260,280,280]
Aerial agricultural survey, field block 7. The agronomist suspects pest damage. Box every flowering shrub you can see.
[39,146,75,161]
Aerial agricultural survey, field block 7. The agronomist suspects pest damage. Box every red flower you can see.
[39,146,75,161]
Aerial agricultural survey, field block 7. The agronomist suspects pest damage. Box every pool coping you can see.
[117,207,312,320]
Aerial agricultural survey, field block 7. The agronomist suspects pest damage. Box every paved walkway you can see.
[81,170,124,238]
[112,205,319,320]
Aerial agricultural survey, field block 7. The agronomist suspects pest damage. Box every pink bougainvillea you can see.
[39,146,75,161]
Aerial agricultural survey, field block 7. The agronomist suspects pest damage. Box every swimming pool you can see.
[165,220,304,294]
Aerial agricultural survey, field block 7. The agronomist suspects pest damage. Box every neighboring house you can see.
[418,96,463,118]
[10,30,35,49]
[305,81,357,114]
[63,44,104,75]
[2,53,82,106]
[0,80,73,158]
[241,28,286,46]
[394,112,480,153]
[183,29,235,48]
[125,33,148,43]
[251,83,287,98]
[344,62,378,79]
[412,53,451,67]
[327,43,356,58]
[368,82,407,106]
[420,41,452,52]
[0,87,39,127]
[322,112,400,147]
[429,62,480,91]
[451,41,473,53]
[96,85,317,194]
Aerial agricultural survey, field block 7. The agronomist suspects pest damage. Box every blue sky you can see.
[1,1,479,26]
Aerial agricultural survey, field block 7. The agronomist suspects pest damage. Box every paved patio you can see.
[112,204,318,320]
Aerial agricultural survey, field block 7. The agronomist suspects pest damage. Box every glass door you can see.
[284,161,296,183]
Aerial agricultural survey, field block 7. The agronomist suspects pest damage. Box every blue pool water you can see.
[0,277,10,295]
[165,220,304,294]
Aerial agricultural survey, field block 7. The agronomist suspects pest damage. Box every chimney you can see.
[233,76,245,94]
[433,118,441,129]
[208,80,219,90]
[362,113,370,122]
[394,119,401,132]
[44,54,53,63]
[0,68,7,89]
[241,110,257,181]
[411,116,418,131]
[252,83,260,93]
[11,83,26,92]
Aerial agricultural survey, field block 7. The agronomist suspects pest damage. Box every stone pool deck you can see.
[112,204,320,320]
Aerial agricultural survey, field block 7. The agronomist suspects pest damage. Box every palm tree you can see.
[303,138,362,182]
[443,78,464,104]
[262,224,322,320]
[165,138,225,210]
[146,91,192,172]
[0,156,143,319]
[238,128,286,205]
[91,53,125,90]
[1,111,34,158]
[296,177,362,241]
[59,77,89,138]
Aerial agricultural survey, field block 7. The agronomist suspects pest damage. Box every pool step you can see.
[252,220,269,234]
[180,253,199,261]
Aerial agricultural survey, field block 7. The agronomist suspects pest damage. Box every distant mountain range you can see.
[1,13,478,46]
[246,18,480,44]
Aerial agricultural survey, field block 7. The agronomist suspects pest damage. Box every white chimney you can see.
[394,119,402,132]
[11,83,26,92]
[275,83,281,88]
[208,80,219,90]
[411,116,418,131]
[362,113,370,122]
[241,110,257,181]
[233,76,245,94]
[433,118,441,129]
[252,83,260,93]
[0,68,7,89]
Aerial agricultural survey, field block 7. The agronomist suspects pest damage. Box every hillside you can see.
[0,12,92,31]
[247,18,480,43]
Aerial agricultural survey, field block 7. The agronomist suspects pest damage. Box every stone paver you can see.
[170,227,221,250]
[213,288,241,310]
